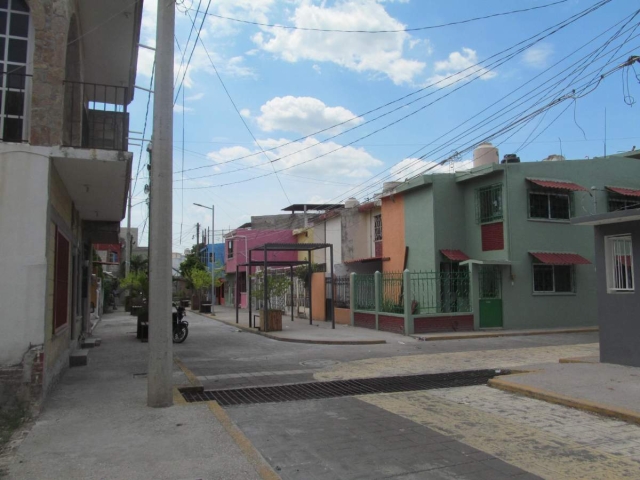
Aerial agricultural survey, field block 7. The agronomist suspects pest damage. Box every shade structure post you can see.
[330,244,335,329]
[290,265,294,322]
[263,245,268,332]
[235,264,239,324]
[248,254,253,328]
[308,252,312,325]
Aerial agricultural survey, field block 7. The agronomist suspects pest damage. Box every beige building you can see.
[0,0,143,409]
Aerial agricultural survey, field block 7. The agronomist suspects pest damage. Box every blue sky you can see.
[127,0,640,250]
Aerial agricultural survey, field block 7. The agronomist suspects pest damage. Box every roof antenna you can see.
[558,137,563,158]
[604,107,607,158]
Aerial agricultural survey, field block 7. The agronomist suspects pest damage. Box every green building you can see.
[393,150,640,331]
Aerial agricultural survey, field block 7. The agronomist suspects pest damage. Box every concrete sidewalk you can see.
[200,305,403,345]
[1,311,274,480]
[489,361,640,426]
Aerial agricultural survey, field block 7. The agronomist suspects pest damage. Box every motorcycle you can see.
[172,303,189,343]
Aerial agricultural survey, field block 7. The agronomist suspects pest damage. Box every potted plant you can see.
[120,271,149,338]
[251,272,291,332]
[189,269,212,313]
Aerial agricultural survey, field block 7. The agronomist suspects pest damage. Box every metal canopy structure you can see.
[234,243,336,332]
[281,204,343,213]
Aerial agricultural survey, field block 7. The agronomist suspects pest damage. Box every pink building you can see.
[225,228,297,308]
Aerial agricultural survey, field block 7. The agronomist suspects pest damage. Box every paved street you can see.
[173,311,640,479]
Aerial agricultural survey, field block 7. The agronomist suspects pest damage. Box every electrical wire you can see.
[185,0,568,34]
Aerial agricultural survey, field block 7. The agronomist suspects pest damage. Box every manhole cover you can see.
[299,360,339,367]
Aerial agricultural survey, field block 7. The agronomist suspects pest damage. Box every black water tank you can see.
[501,154,521,164]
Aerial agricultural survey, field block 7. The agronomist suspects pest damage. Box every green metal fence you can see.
[380,272,404,314]
[410,271,471,314]
[353,274,375,311]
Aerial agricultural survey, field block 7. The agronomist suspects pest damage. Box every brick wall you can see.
[414,315,474,334]
[378,315,404,334]
[354,312,375,330]
[481,222,504,251]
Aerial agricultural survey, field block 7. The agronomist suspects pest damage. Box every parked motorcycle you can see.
[172,303,189,343]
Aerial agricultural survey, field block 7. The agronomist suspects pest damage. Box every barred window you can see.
[529,191,570,220]
[533,264,574,293]
[608,194,640,212]
[373,214,382,242]
[227,240,234,259]
[476,184,503,223]
[605,235,634,292]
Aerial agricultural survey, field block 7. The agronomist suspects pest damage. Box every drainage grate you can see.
[181,369,509,406]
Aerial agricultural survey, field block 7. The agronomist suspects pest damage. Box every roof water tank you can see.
[345,197,359,208]
[473,142,499,168]
[501,154,521,164]
[542,154,565,162]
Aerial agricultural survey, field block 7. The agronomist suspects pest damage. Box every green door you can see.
[479,266,503,328]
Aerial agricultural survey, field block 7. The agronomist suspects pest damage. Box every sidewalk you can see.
[413,326,598,341]
[1,311,273,480]
[200,305,400,345]
[489,361,640,425]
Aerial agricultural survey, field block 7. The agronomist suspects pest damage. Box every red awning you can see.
[344,256,390,264]
[440,249,470,261]
[606,186,640,197]
[529,252,591,265]
[526,178,587,191]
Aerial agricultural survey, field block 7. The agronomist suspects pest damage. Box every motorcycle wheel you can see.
[173,325,189,343]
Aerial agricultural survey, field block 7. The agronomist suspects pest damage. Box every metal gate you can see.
[479,266,503,328]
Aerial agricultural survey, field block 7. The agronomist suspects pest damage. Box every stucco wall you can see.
[594,221,640,367]
[325,216,342,267]
[403,187,436,272]
[381,194,405,273]
[0,151,49,365]
[311,272,326,321]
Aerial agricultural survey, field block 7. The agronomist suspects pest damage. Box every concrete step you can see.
[81,338,100,348]
[69,349,89,367]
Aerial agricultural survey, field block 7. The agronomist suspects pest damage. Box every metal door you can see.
[479,266,503,328]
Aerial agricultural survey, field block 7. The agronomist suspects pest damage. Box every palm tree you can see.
[130,255,148,274]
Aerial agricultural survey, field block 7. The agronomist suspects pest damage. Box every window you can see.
[227,240,234,259]
[605,235,634,292]
[0,0,30,142]
[476,184,503,223]
[53,227,70,332]
[373,214,382,242]
[608,194,640,212]
[529,191,570,220]
[533,264,574,293]
[209,252,213,264]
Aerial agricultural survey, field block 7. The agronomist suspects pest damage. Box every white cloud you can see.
[426,48,496,87]
[240,108,251,118]
[255,96,362,135]
[390,157,473,180]
[174,104,194,113]
[522,43,554,69]
[207,136,383,179]
[252,1,425,85]
[312,64,322,74]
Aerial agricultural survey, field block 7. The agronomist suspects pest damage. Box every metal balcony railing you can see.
[0,72,32,143]
[63,81,129,151]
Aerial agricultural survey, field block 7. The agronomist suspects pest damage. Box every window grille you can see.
[608,194,640,212]
[529,191,570,220]
[373,214,382,242]
[227,240,234,259]
[606,235,634,291]
[532,264,574,293]
[476,184,503,223]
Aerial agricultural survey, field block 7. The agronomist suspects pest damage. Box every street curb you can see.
[559,356,599,364]
[488,376,640,426]
[196,312,387,345]
[412,327,598,342]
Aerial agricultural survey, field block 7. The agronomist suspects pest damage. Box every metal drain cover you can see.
[300,359,339,367]
[181,369,509,406]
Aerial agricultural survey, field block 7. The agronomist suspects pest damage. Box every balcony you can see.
[63,81,129,151]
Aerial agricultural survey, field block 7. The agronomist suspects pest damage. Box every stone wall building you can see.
[0,0,143,410]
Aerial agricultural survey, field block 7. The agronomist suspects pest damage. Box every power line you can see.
[185,0,568,34]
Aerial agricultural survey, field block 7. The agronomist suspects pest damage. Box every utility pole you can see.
[126,189,132,277]
[194,203,215,314]
[147,0,174,408]
[196,222,200,251]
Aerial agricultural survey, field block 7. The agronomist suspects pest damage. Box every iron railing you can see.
[330,275,350,308]
[380,272,404,314]
[63,80,129,151]
[411,271,471,314]
[0,72,31,143]
[353,274,375,311]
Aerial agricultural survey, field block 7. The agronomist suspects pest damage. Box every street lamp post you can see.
[194,203,215,314]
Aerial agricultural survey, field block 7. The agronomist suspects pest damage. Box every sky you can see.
[125,0,640,251]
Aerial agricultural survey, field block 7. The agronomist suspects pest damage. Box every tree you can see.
[251,271,291,311]
[179,247,206,281]
[120,271,149,302]
[130,255,148,274]
[190,268,212,304]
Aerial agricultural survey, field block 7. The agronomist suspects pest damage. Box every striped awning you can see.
[526,178,588,192]
[529,252,591,265]
[606,186,640,197]
[440,249,470,261]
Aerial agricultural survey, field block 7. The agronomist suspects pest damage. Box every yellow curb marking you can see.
[207,401,281,480]
[173,355,202,388]
[359,391,640,480]
[489,376,640,427]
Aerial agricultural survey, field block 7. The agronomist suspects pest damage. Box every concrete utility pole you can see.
[147,0,174,408]
[126,189,132,277]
